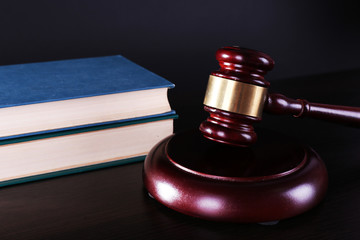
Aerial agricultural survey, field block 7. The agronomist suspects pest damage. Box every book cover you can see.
[0,110,176,141]
[0,55,174,108]
[0,114,177,188]
[0,55,175,139]
[0,113,177,146]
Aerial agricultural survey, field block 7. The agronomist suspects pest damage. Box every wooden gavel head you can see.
[199,46,275,146]
[200,46,360,146]
[144,45,340,223]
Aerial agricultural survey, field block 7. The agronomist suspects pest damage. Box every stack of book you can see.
[0,55,176,187]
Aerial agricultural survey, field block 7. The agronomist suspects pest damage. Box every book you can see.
[0,55,174,140]
[0,114,176,187]
[0,55,176,187]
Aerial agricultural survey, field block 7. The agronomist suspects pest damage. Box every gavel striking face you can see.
[199,46,360,147]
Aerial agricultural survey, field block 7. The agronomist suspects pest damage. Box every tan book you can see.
[0,116,175,187]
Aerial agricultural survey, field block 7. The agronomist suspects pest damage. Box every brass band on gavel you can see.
[203,75,268,118]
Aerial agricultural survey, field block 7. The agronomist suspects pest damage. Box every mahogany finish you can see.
[200,46,360,146]
[143,46,360,223]
[200,47,274,146]
[199,105,259,147]
[211,46,273,87]
[143,129,328,222]
[266,93,360,127]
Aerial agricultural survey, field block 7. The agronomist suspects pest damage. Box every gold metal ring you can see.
[203,75,268,118]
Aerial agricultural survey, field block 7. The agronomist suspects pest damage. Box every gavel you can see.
[199,46,360,147]
[144,46,345,222]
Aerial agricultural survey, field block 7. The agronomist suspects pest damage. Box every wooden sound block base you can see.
[143,129,328,223]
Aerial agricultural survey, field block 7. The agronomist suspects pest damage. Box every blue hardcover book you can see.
[0,55,175,140]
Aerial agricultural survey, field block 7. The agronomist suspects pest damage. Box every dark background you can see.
[0,1,360,239]
[1,0,360,129]
[1,0,360,78]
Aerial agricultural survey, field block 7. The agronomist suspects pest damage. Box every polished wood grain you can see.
[144,129,328,222]
[200,47,274,146]
[200,105,260,146]
[200,47,360,146]
[0,69,359,239]
[266,93,360,127]
[211,46,273,87]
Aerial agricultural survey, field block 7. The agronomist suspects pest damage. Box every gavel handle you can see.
[265,93,360,127]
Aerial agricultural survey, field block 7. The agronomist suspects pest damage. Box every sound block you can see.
[143,129,328,223]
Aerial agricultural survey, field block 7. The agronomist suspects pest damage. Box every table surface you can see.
[1,70,359,240]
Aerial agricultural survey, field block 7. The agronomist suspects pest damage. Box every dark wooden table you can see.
[1,70,359,240]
